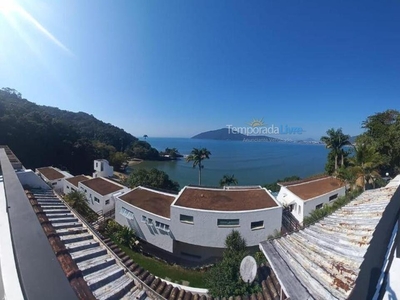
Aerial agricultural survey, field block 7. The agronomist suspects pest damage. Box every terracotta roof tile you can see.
[65,175,90,188]
[120,187,176,218]
[174,187,279,211]
[80,177,124,196]
[37,167,65,180]
[286,177,344,201]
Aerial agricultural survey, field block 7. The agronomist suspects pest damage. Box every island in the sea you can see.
[191,128,324,144]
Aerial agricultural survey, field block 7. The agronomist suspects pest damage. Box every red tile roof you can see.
[80,177,124,196]
[174,187,278,211]
[37,167,65,181]
[65,175,90,188]
[286,176,345,200]
[120,187,176,218]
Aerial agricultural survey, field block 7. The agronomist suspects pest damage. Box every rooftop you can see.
[37,166,66,181]
[119,187,176,218]
[260,183,400,300]
[65,175,90,188]
[174,186,279,211]
[285,176,344,201]
[0,145,23,170]
[80,177,124,196]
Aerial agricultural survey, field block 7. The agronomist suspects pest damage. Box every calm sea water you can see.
[127,138,329,187]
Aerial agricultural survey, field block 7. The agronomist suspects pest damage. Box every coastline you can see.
[113,159,143,181]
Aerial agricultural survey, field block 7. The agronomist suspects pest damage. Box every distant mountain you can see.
[349,136,358,144]
[191,128,281,142]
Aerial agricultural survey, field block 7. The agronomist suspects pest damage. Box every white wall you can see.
[170,205,282,248]
[115,199,174,252]
[16,170,50,190]
[93,160,114,178]
[277,186,345,223]
[78,182,127,214]
[63,180,78,195]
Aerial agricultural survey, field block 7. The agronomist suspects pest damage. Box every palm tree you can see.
[219,174,238,187]
[64,191,88,213]
[186,147,211,185]
[320,128,351,172]
[349,144,383,191]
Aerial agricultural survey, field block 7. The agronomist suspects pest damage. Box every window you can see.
[155,221,160,227]
[147,218,153,225]
[329,194,338,201]
[120,207,134,220]
[316,204,323,210]
[141,216,147,223]
[67,186,69,189]
[251,221,264,230]
[94,197,100,203]
[180,214,194,224]
[105,199,110,205]
[52,182,57,186]
[298,205,301,214]
[71,188,75,191]
[217,219,240,227]
[155,221,170,232]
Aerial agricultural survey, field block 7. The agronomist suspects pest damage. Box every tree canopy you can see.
[206,231,261,298]
[124,168,180,192]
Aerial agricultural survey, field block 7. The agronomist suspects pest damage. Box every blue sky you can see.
[1,0,399,139]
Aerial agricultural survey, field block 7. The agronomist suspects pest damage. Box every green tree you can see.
[321,128,351,173]
[124,168,180,191]
[361,110,400,174]
[349,143,383,191]
[206,231,260,298]
[143,134,148,140]
[109,151,128,171]
[64,191,97,222]
[219,174,238,187]
[186,148,211,185]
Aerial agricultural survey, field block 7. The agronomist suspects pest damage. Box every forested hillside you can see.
[0,88,138,174]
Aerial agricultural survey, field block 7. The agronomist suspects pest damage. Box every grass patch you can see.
[116,242,207,288]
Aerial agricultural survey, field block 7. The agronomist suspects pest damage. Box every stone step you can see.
[121,286,140,299]
[71,246,107,263]
[51,222,82,229]
[40,205,68,210]
[60,233,93,244]
[48,217,78,224]
[42,208,70,214]
[77,255,116,276]
[44,213,74,219]
[65,239,100,253]
[85,264,125,291]
[56,227,88,236]
[92,274,135,300]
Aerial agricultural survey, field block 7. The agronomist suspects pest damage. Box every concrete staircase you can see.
[32,190,150,300]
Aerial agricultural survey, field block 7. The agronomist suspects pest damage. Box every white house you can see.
[115,186,177,253]
[36,167,73,192]
[63,175,91,195]
[93,159,114,178]
[115,185,282,264]
[276,176,345,223]
[79,177,128,214]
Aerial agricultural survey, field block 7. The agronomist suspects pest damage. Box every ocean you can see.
[127,138,329,187]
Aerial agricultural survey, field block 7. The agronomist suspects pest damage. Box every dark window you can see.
[217,219,240,227]
[181,252,201,259]
[316,204,323,210]
[67,186,69,189]
[105,199,110,205]
[251,221,264,230]
[180,214,194,224]
[94,197,100,203]
[329,194,338,201]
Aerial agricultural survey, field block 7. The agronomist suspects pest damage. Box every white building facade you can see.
[36,167,73,192]
[93,159,114,178]
[277,176,346,223]
[79,177,128,214]
[63,175,91,195]
[115,185,282,264]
